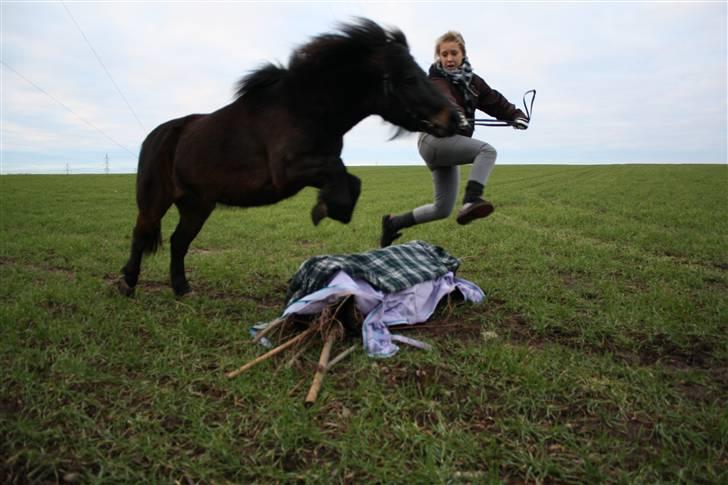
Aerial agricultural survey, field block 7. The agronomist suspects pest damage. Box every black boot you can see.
[456,181,494,225]
[380,212,415,247]
[462,180,484,204]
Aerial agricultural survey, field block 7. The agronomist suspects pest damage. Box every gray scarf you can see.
[435,57,476,110]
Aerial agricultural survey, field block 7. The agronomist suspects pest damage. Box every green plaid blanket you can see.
[284,240,461,305]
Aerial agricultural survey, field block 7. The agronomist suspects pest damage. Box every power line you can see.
[1,60,138,157]
[61,1,146,132]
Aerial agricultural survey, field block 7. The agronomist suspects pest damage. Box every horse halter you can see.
[472,89,536,127]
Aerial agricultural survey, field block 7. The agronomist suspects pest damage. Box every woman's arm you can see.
[474,75,526,121]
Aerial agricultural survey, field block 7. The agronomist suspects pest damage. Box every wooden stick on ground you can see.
[304,331,337,406]
[284,335,319,369]
[325,344,357,371]
[251,317,287,344]
[227,324,318,379]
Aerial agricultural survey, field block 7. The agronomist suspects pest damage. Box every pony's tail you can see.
[134,144,165,255]
[133,218,162,255]
[133,115,198,255]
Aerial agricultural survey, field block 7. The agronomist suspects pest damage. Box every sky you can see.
[1,1,726,174]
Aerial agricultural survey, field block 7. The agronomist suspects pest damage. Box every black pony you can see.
[119,18,460,296]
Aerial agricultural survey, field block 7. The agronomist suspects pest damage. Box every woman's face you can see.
[438,41,464,72]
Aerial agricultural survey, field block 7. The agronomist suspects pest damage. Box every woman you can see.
[380,31,528,247]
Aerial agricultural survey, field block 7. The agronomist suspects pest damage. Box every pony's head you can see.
[289,18,460,137]
[369,25,461,138]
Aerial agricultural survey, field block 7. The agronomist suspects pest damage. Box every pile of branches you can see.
[226,297,360,405]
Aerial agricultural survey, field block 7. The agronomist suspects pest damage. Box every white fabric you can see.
[280,270,484,357]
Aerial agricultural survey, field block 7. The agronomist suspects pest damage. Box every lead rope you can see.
[472,89,536,127]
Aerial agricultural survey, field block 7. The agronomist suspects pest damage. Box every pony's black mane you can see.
[235,18,407,99]
[235,63,286,98]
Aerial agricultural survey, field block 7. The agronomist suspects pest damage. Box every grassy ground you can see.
[1,165,726,483]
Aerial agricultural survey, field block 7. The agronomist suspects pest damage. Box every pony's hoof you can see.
[173,283,192,297]
[177,289,197,299]
[311,201,328,226]
[116,278,135,297]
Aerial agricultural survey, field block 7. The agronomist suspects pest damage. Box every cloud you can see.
[1,1,725,173]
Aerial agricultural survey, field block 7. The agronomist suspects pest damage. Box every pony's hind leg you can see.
[169,196,215,296]
[119,205,171,296]
[119,224,146,296]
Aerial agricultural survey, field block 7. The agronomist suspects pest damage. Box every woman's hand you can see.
[512,118,529,130]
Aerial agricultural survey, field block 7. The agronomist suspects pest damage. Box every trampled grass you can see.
[1,165,726,483]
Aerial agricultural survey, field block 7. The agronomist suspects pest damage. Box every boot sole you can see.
[456,202,494,225]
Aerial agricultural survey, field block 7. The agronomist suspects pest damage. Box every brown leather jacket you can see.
[428,64,525,137]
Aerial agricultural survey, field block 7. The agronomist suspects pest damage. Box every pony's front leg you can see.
[278,154,361,225]
[169,195,215,296]
[311,159,361,225]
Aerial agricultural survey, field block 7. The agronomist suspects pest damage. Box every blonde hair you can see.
[435,31,466,60]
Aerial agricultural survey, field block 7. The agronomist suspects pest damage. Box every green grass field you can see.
[1,164,726,483]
